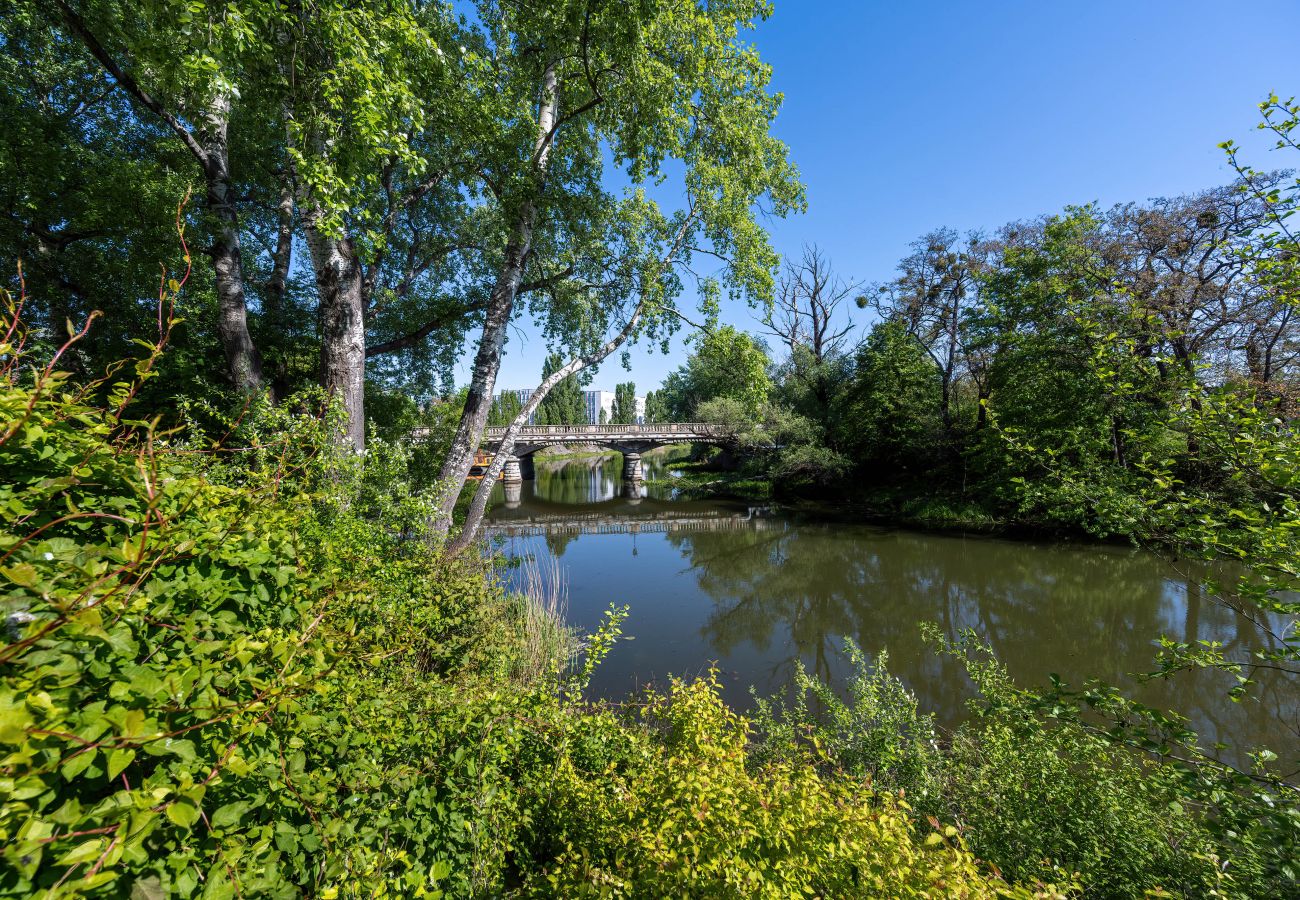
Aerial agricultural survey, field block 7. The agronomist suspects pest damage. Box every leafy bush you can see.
[527,671,1043,899]
[750,634,1287,899]
[751,643,944,806]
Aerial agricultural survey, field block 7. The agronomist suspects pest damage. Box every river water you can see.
[484,452,1297,761]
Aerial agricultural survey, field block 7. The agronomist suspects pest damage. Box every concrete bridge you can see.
[481,423,726,483]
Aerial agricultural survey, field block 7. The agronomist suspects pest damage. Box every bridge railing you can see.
[482,423,723,439]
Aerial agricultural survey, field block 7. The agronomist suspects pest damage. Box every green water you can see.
[485,453,1297,762]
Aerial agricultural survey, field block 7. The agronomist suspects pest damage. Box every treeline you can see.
[677,168,1299,537]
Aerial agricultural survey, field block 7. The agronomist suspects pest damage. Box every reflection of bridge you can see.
[482,423,727,483]
[483,508,784,538]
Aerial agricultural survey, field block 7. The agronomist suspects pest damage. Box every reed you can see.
[513,550,578,680]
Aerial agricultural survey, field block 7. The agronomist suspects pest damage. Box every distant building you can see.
[583,390,616,425]
[498,388,648,425]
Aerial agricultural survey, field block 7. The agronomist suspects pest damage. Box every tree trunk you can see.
[200,94,263,393]
[448,291,651,553]
[303,211,367,453]
[432,232,533,526]
[52,3,261,391]
[432,65,560,535]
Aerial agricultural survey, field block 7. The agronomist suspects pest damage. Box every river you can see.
[484,451,1297,762]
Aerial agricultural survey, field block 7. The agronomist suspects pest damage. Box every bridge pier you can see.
[622,451,643,482]
[501,455,523,483]
[502,480,522,508]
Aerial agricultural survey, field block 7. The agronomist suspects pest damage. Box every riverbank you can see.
[655,458,1027,536]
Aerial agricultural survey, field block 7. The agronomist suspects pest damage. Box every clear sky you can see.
[473,0,1299,395]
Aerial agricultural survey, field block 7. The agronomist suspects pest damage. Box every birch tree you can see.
[428,0,804,534]
[52,0,270,392]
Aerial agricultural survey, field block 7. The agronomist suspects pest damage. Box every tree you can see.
[661,326,773,420]
[868,228,983,438]
[837,319,943,478]
[288,1,458,450]
[51,0,270,393]
[611,381,637,424]
[765,244,858,362]
[429,0,803,532]
[0,3,204,384]
[488,390,523,427]
[765,245,859,432]
[644,390,670,424]
[536,353,586,426]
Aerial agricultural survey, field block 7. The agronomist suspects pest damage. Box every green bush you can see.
[526,672,1043,899]
[751,643,945,807]
[750,636,1287,899]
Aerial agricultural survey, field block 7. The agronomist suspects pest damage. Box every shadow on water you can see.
[485,452,1298,764]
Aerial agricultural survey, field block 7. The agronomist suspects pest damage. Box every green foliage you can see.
[837,318,944,477]
[661,326,772,419]
[610,381,636,424]
[698,396,849,491]
[535,353,587,426]
[752,634,1286,899]
[751,643,943,804]
[529,671,1036,899]
[488,390,524,427]
[642,389,670,424]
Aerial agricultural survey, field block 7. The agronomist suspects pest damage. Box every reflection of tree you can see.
[534,457,619,504]
[667,524,1296,755]
[544,531,580,557]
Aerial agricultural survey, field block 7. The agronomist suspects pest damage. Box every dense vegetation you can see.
[2,0,1298,895]
[3,299,1064,897]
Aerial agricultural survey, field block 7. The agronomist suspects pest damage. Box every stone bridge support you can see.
[500,455,522,483]
[622,451,642,481]
[499,452,537,484]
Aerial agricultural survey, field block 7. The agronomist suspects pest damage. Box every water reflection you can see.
[485,454,1298,762]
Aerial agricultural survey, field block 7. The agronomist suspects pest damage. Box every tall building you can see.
[583,390,616,425]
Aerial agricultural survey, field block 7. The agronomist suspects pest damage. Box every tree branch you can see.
[52,0,210,170]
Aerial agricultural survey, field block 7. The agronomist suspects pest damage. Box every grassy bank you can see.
[651,458,773,501]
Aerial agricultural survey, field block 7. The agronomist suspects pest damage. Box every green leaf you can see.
[107,747,136,780]
[210,801,250,830]
[61,749,98,781]
[165,797,200,829]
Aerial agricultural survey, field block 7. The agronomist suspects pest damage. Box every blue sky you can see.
[475,0,1299,395]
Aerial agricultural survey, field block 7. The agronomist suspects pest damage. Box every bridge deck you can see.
[481,423,724,445]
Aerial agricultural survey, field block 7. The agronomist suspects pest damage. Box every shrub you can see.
[750,643,945,807]
[526,672,1039,899]
[751,635,1275,899]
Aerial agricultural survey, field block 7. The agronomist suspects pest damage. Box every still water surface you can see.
[485,452,1297,760]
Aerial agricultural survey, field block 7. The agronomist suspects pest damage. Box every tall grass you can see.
[513,551,578,680]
